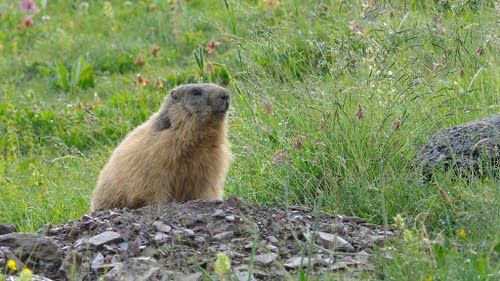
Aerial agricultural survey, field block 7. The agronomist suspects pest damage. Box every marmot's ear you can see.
[170,89,179,101]
[154,107,171,131]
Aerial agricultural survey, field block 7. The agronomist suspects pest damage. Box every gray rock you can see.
[0,224,17,235]
[90,252,105,269]
[316,231,355,252]
[234,270,257,281]
[252,253,277,265]
[416,115,500,177]
[0,233,62,265]
[153,232,169,243]
[105,257,159,281]
[284,256,319,269]
[152,221,171,233]
[88,231,122,247]
[213,231,234,241]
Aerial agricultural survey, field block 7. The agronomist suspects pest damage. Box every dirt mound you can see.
[0,197,394,280]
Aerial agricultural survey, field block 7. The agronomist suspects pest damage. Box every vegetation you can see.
[0,0,498,279]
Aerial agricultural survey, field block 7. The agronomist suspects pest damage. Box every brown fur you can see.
[91,83,231,210]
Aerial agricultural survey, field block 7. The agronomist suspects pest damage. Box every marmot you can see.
[91,83,231,210]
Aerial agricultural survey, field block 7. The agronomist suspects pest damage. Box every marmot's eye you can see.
[191,90,202,96]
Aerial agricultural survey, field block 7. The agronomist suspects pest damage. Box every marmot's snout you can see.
[214,92,230,116]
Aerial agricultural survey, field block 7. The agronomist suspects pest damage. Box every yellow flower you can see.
[392,214,406,231]
[20,268,33,281]
[458,229,467,239]
[7,258,17,271]
[214,252,232,278]
[423,276,433,281]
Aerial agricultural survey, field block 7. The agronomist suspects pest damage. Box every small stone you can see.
[88,231,122,247]
[213,209,225,217]
[266,244,278,252]
[118,242,129,251]
[316,232,355,252]
[90,252,105,269]
[268,236,278,243]
[183,228,195,237]
[194,235,206,243]
[153,232,168,242]
[152,221,171,233]
[225,215,235,222]
[284,256,318,269]
[213,231,234,241]
[252,253,277,265]
[127,238,141,257]
[234,269,257,281]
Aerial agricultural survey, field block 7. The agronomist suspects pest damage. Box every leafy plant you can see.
[52,56,94,91]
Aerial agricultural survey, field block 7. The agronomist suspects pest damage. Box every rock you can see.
[153,232,169,242]
[213,209,225,217]
[118,242,129,251]
[0,224,17,235]
[87,231,122,248]
[284,256,318,269]
[183,228,195,237]
[0,233,62,269]
[252,253,277,265]
[416,115,500,177]
[9,197,391,280]
[90,252,105,269]
[105,257,159,281]
[152,221,171,233]
[315,231,355,252]
[234,270,257,281]
[213,231,234,241]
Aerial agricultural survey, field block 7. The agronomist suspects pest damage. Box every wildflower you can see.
[402,229,414,243]
[204,40,220,54]
[392,214,406,231]
[19,0,38,14]
[391,115,402,131]
[135,55,144,67]
[103,1,114,19]
[155,78,164,90]
[263,102,272,114]
[348,20,358,31]
[136,73,149,87]
[271,151,291,166]
[458,229,467,239]
[151,44,160,56]
[22,15,34,28]
[214,252,232,278]
[7,259,17,271]
[476,47,484,56]
[19,267,33,281]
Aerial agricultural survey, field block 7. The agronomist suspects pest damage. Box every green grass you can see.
[0,0,499,280]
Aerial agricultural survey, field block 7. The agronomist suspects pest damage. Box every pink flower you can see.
[19,0,38,14]
[348,20,357,31]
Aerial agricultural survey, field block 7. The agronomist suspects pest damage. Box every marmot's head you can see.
[154,83,230,131]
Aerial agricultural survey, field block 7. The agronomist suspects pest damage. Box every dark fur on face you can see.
[154,83,230,131]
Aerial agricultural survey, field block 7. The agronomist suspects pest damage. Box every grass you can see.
[0,0,498,280]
